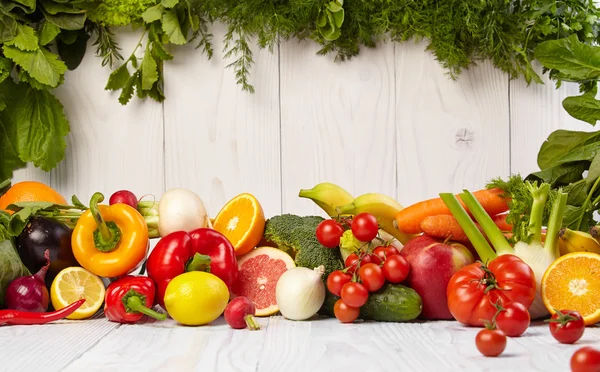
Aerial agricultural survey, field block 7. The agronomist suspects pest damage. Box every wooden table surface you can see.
[2,314,598,372]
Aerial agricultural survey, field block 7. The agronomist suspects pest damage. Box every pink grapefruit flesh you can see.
[232,247,295,316]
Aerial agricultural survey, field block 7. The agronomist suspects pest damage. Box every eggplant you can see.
[16,217,79,288]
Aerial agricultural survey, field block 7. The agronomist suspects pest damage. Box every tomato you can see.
[446,255,536,326]
[382,255,410,283]
[546,310,585,344]
[475,329,507,357]
[571,347,600,372]
[495,302,530,337]
[345,253,381,274]
[373,246,401,261]
[326,270,352,296]
[351,213,379,242]
[358,263,385,292]
[316,219,344,248]
[333,299,360,323]
[340,282,369,308]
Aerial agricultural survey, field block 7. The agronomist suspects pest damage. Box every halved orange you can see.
[213,193,266,256]
[541,252,600,326]
[0,181,67,214]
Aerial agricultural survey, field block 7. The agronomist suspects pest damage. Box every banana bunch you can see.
[298,183,415,244]
[558,227,600,255]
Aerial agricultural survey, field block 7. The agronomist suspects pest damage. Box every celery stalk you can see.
[545,191,568,259]
[439,193,497,263]
[460,190,515,256]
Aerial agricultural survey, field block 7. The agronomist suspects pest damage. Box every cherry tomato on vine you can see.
[351,213,379,242]
[345,253,381,274]
[382,255,410,283]
[327,270,352,296]
[495,302,530,337]
[358,263,385,292]
[316,219,345,248]
[373,246,400,262]
[570,347,600,372]
[475,329,506,357]
[333,299,360,323]
[546,310,585,344]
[340,282,369,308]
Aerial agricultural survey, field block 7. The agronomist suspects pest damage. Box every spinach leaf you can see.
[534,34,600,83]
[526,161,588,186]
[537,129,600,169]
[562,88,600,126]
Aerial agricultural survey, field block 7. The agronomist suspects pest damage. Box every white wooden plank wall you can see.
[12,25,594,216]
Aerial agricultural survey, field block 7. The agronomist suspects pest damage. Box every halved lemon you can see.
[50,267,106,320]
[541,252,600,326]
[213,193,266,256]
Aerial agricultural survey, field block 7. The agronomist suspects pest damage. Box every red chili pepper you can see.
[0,299,85,326]
[147,228,238,308]
[104,275,167,324]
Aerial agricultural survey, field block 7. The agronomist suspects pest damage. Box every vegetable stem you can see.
[525,182,549,244]
[439,193,497,263]
[90,192,112,242]
[577,176,600,230]
[545,191,568,259]
[459,190,514,256]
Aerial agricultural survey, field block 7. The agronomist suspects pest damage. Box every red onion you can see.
[109,190,138,209]
[5,249,50,312]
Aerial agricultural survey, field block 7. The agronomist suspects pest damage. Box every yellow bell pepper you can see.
[72,192,149,278]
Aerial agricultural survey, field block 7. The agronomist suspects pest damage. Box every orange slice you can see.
[213,193,266,256]
[541,252,600,326]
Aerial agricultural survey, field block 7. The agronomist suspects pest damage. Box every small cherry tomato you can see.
[351,213,379,242]
[316,219,345,248]
[495,302,530,337]
[340,282,369,308]
[333,299,360,323]
[570,347,600,372]
[358,263,385,292]
[382,255,410,283]
[373,246,400,262]
[327,270,352,296]
[344,253,381,274]
[546,310,585,344]
[475,329,507,357]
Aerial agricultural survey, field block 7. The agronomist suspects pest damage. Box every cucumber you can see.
[360,283,422,322]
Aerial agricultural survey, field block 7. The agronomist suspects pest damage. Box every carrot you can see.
[396,188,509,234]
[492,212,512,231]
[420,215,470,243]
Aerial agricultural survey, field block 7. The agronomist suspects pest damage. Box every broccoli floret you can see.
[263,214,344,278]
[88,0,158,27]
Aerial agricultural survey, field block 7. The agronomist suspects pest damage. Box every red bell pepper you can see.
[104,275,167,324]
[146,228,238,308]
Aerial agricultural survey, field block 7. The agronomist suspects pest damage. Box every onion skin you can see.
[5,250,50,312]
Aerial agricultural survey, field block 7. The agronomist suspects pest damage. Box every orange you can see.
[0,181,67,213]
[541,252,600,326]
[213,193,265,256]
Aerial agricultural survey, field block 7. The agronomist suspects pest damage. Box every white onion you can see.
[275,266,326,321]
[158,188,208,237]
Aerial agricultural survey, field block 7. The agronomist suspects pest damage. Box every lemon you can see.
[51,267,106,320]
[164,271,229,326]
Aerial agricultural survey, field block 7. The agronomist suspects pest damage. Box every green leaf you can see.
[18,69,64,90]
[527,161,588,186]
[562,91,600,126]
[6,201,55,236]
[106,63,131,90]
[151,40,173,61]
[0,81,25,180]
[118,71,137,105]
[43,11,86,31]
[0,15,17,43]
[57,29,88,70]
[0,56,12,85]
[5,24,38,51]
[141,49,158,90]
[3,45,67,87]
[58,30,78,45]
[534,35,600,82]
[40,0,80,15]
[537,129,600,170]
[142,4,164,23]
[4,84,69,172]
[0,240,30,308]
[162,9,186,45]
[39,21,60,46]
[161,0,178,8]
[11,0,35,11]
[587,153,600,183]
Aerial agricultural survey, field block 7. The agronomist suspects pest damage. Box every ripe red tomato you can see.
[327,270,352,296]
[340,282,369,308]
[316,219,344,248]
[373,246,401,261]
[382,255,410,283]
[495,302,530,337]
[351,213,379,242]
[333,299,360,323]
[547,310,585,344]
[358,263,385,292]
[475,329,507,357]
[345,253,381,274]
[571,347,600,372]
[446,255,536,326]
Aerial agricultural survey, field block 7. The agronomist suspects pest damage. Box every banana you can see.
[559,228,600,255]
[298,183,354,217]
[336,193,416,245]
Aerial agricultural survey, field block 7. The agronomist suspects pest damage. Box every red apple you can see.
[400,234,475,320]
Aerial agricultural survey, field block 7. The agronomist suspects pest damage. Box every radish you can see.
[224,297,260,330]
[109,190,138,209]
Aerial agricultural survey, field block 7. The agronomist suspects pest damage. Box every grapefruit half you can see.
[232,247,295,316]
